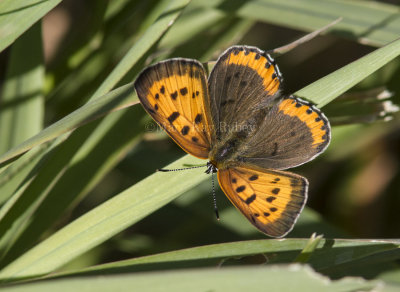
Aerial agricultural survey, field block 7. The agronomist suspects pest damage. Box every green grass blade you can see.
[0,143,52,206]
[294,233,323,263]
[0,0,62,53]
[0,22,45,206]
[0,83,137,167]
[194,0,400,46]
[0,107,145,267]
[55,238,398,277]
[0,265,383,292]
[0,22,44,155]
[297,37,400,106]
[0,155,207,280]
[92,0,192,98]
[0,142,63,261]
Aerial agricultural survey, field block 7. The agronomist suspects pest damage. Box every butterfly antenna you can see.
[157,165,207,172]
[212,171,220,220]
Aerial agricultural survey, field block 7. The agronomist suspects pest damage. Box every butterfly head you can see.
[205,161,218,174]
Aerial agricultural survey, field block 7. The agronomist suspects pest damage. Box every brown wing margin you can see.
[135,59,215,159]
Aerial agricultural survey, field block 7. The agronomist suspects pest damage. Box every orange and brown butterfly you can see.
[134,45,330,237]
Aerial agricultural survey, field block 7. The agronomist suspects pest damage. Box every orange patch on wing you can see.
[135,60,213,159]
[278,98,327,148]
[219,169,291,224]
[147,77,210,158]
[224,50,280,95]
[218,166,307,237]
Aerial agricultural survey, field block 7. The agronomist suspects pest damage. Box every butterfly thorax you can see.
[209,137,245,170]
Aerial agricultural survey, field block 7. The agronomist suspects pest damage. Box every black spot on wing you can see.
[249,175,258,181]
[236,186,246,192]
[168,112,180,123]
[272,188,280,195]
[195,114,202,124]
[180,87,188,96]
[181,126,190,135]
[170,91,178,100]
[245,194,256,204]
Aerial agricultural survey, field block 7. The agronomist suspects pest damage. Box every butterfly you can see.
[134,45,330,237]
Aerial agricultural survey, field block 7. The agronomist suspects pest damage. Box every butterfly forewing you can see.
[135,59,215,159]
[218,166,308,237]
[207,46,282,142]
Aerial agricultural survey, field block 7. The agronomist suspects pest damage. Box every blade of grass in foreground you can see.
[0,22,45,209]
[92,0,192,98]
[0,155,208,281]
[0,265,382,292]
[1,37,400,281]
[0,22,44,155]
[195,0,400,47]
[0,0,62,53]
[53,238,399,278]
[0,83,137,168]
[297,37,400,107]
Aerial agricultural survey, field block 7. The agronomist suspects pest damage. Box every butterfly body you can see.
[135,45,330,237]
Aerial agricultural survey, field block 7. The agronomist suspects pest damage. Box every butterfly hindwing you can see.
[239,96,330,170]
[218,165,308,237]
[207,46,282,142]
[135,59,215,159]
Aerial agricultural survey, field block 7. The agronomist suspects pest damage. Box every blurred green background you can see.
[0,0,399,289]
